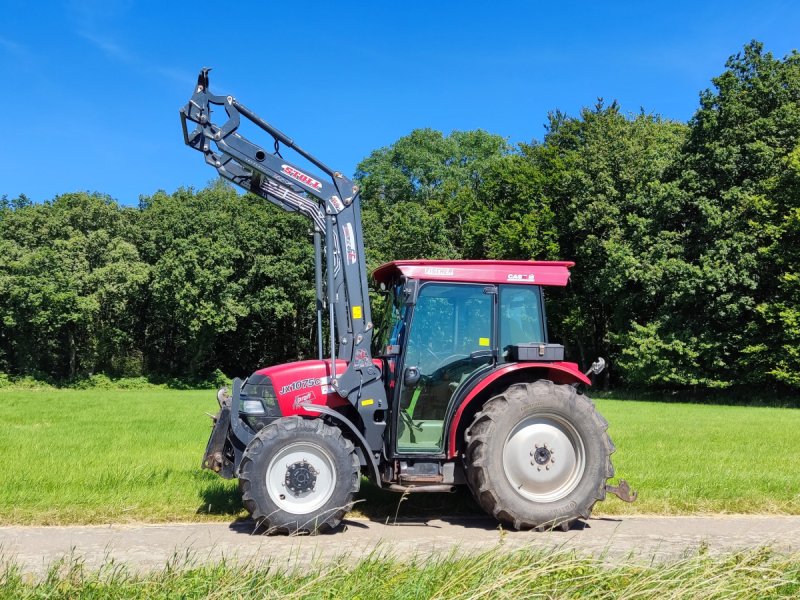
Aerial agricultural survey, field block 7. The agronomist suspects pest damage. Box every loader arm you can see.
[180,69,386,452]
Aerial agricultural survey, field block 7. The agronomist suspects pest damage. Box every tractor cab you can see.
[372,260,576,457]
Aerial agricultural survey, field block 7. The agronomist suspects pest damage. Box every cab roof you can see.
[372,259,574,287]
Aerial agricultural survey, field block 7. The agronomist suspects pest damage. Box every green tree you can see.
[615,41,800,388]
[356,128,514,266]
[527,103,687,374]
[0,193,147,379]
[137,183,316,377]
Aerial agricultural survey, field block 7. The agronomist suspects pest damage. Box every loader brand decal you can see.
[507,273,536,282]
[281,165,322,192]
[329,195,345,212]
[424,267,454,277]
[343,222,357,264]
[292,390,317,409]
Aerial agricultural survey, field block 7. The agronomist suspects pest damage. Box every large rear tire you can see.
[238,416,360,534]
[464,380,614,530]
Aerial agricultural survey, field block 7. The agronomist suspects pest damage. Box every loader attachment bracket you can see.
[202,403,235,479]
[605,479,638,503]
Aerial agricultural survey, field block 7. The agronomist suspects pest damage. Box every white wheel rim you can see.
[266,442,336,515]
[502,413,586,503]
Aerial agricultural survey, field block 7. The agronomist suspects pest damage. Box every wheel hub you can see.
[284,459,319,495]
[266,441,337,515]
[503,414,586,503]
[532,444,552,465]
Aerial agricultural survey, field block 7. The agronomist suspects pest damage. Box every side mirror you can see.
[404,366,421,386]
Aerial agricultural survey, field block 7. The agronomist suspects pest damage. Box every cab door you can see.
[395,283,495,454]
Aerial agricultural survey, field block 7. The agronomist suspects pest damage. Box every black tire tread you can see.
[238,416,360,534]
[464,380,614,530]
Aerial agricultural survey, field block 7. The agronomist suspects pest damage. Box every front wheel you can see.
[464,380,614,530]
[238,416,360,534]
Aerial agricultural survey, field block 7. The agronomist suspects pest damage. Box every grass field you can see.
[0,388,798,525]
[2,547,799,599]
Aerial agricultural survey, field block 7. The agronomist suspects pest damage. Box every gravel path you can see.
[2,515,799,575]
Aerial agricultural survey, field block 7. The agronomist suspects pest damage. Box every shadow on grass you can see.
[202,478,599,534]
[354,480,484,523]
[355,482,601,532]
[197,477,485,522]
[196,480,243,516]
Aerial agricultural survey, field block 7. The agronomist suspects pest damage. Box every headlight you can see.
[241,399,267,414]
[240,375,280,417]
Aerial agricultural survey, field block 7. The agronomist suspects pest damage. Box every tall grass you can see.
[597,397,800,515]
[0,389,799,524]
[1,546,798,599]
[0,389,231,524]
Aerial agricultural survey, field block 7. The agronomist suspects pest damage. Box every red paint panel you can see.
[446,362,590,457]
[254,359,381,416]
[373,260,574,287]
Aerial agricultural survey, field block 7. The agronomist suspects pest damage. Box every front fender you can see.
[302,404,382,486]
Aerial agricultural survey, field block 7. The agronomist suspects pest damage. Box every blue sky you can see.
[1,1,798,205]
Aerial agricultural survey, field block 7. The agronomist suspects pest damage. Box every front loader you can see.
[180,69,635,534]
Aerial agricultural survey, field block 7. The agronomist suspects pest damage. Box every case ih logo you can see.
[281,165,322,192]
[507,273,536,282]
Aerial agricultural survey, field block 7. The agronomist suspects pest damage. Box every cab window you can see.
[498,285,544,360]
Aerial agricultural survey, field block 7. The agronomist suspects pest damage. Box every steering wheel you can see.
[425,346,446,362]
[431,353,470,376]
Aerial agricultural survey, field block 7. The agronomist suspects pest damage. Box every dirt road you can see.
[2,516,799,575]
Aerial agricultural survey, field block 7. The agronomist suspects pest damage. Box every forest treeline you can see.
[1,42,798,390]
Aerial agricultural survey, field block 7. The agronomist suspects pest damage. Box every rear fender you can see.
[447,362,590,458]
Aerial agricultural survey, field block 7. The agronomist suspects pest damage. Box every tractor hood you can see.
[253,360,381,416]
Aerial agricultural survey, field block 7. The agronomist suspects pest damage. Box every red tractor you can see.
[181,69,634,534]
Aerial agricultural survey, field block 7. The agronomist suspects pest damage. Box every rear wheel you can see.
[238,416,360,534]
[464,380,614,530]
